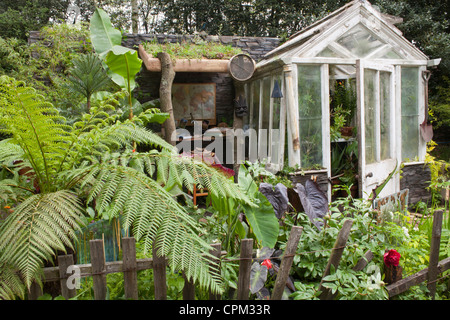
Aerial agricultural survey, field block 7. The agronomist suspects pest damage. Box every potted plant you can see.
[330,80,356,138]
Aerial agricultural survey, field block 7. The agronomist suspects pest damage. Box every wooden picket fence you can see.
[27,211,450,300]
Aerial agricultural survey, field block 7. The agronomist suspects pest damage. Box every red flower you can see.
[384,249,401,267]
[211,163,235,178]
[261,259,273,269]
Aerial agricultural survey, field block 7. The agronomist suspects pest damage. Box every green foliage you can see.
[0,0,71,40]
[89,7,122,57]
[0,76,253,299]
[238,165,279,248]
[105,46,142,93]
[142,39,242,60]
[65,53,112,111]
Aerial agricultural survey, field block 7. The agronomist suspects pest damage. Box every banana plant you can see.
[89,8,147,120]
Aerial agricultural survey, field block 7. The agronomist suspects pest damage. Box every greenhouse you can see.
[244,0,440,201]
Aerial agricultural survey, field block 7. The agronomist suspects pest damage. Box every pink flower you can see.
[211,163,235,178]
[384,249,401,267]
[261,259,273,269]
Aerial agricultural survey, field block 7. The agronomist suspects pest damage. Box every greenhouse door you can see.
[356,60,398,199]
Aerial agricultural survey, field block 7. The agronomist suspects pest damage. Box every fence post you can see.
[236,238,254,300]
[182,272,196,300]
[209,243,222,300]
[271,226,303,300]
[58,254,76,300]
[27,281,43,300]
[122,237,138,300]
[152,246,167,300]
[318,219,353,300]
[352,250,374,272]
[427,210,443,300]
[90,239,107,300]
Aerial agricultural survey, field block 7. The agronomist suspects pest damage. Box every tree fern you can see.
[0,259,25,300]
[67,163,224,292]
[0,191,84,289]
[0,76,71,193]
[0,75,254,298]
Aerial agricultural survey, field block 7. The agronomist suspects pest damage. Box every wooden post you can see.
[427,210,443,299]
[90,239,107,300]
[58,254,76,299]
[27,281,43,300]
[236,239,254,300]
[284,65,300,152]
[233,81,245,182]
[384,263,403,285]
[182,272,196,300]
[318,219,353,300]
[152,245,167,300]
[122,237,138,300]
[271,226,303,300]
[157,51,176,146]
[353,250,374,272]
[208,243,222,300]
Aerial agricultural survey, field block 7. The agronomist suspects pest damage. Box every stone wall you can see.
[400,163,432,205]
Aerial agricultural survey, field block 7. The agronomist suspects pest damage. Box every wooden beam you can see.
[271,226,303,300]
[139,45,230,73]
[236,239,254,300]
[386,256,450,298]
[318,219,353,300]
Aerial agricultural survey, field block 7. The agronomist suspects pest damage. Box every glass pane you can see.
[378,49,402,60]
[364,69,377,164]
[401,67,419,161]
[261,77,271,130]
[251,80,260,131]
[297,65,322,168]
[380,71,391,160]
[337,24,385,57]
[317,46,342,58]
[260,77,271,159]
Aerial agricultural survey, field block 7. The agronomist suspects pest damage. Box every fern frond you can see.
[147,151,253,206]
[0,259,25,300]
[0,190,84,288]
[0,76,71,192]
[69,163,224,293]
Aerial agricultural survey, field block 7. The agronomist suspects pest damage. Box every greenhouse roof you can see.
[257,0,429,71]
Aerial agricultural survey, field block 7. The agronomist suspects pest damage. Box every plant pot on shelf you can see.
[340,126,354,137]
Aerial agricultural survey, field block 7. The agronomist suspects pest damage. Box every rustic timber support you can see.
[271,226,303,300]
[318,219,353,300]
[58,254,76,299]
[236,239,254,300]
[232,80,245,182]
[157,51,177,146]
[139,45,229,73]
[90,239,107,300]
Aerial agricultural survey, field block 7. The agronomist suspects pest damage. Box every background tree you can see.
[0,0,71,40]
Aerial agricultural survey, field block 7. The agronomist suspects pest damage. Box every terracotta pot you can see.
[340,126,353,137]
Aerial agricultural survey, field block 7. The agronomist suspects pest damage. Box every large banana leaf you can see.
[239,165,279,248]
[89,8,122,57]
[105,46,142,92]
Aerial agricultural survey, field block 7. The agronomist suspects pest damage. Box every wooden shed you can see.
[243,0,440,201]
